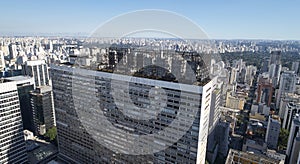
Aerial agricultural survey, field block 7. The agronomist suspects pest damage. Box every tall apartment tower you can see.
[261,58,270,73]
[51,59,214,163]
[286,114,300,164]
[269,51,282,87]
[269,51,281,66]
[279,93,300,119]
[265,115,281,149]
[276,71,297,108]
[22,60,50,88]
[30,86,56,135]
[229,68,237,84]
[269,64,282,87]
[0,80,27,163]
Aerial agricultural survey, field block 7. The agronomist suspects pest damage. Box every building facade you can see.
[276,71,297,108]
[51,63,214,164]
[286,114,300,164]
[22,60,50,88]
[0,50,5,72]
[279,93,300,119]
[30,86,56,135]
[256,77,273,107]
[0,80,27,163]
[283,102,300,131]
[4,76,35,132]
[265,115,281,149]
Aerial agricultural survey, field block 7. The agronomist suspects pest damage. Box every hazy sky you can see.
[1,0,299,40]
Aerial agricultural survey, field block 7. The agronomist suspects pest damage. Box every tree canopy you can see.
[278,128,289,150]
[45,126,57,141]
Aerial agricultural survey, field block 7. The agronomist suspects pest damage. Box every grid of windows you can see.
[51,65,211,164]
[0,83,27,164]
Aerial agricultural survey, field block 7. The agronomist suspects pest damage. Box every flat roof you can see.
[5,75,32,82]
[51,64,213,94]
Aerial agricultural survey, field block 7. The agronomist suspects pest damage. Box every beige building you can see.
[225,92,245,110]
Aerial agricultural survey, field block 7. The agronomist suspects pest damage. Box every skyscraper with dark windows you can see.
[30,85,56,135]
[51,49,214,164]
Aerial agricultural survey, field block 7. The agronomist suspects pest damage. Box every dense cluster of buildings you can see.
[0,37,300,163]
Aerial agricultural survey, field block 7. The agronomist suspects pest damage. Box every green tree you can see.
[278,128,289,150]
[45,126,57,141]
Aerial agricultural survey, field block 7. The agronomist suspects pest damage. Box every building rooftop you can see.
[26,139,58,164]
[4,75,33,82]
[250,113,266,122]
[270,115,281,122]
[54,61,211,86]
[226,149,280,164]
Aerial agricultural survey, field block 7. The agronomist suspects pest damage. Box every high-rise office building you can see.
[22,60,50,88]
[0,80,28,163]
[4,76,35,132]
[265,115,281,149]
[276,71,297,108]
[30,86,56,135]
[286,114,300,164]
[51,52,214,163]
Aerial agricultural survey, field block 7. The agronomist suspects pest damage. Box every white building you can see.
[286,114,300,164]
[279,93,300,119]
[22,60,50,88]
[0,80,28,163]
[283,102,300,130]
[276,71,297,108]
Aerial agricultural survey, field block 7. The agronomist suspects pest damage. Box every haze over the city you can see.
[1,0,300,40]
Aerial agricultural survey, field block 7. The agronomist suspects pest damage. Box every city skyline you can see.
[1,0,300,40]
[1,2,300,163]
